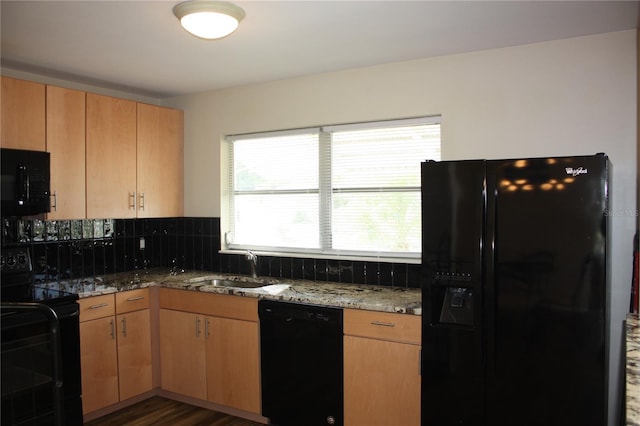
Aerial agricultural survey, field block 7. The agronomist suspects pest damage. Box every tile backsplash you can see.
[2,217,420,288]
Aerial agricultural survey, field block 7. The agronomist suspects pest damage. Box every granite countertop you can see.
[627,313,640,426]
[52,268,422,315]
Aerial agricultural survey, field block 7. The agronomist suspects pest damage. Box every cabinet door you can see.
[1,76,45,150]
[117,309,152,400]
[80,316,119,414]
[206,316,261,413]
[344,336,421,426]
[86,93,137,219]
[136,103,184,218]
[159,309,206,399]
[46,85,86,219]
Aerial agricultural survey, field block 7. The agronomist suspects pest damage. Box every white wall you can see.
[168,30,636,425]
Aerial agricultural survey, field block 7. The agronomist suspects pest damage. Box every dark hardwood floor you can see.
[83,397,265,426]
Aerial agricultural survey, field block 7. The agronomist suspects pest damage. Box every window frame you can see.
[221,116,441,263]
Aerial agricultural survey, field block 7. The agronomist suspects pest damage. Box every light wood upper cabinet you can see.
[1,76,46,150]
[4,78,184,219]
[46,85,86,219]
[136,103,184,218]
[343,309,421,426]
[86,93,137,219]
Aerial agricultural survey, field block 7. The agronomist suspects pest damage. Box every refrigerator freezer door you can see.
[485,155,608,426]
[421,160,486,425]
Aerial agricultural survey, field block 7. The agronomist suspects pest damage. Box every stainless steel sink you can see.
[203,279,267,289]
[186,276,291,294]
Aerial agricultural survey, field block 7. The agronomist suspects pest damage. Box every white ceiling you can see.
[1,1,638,99]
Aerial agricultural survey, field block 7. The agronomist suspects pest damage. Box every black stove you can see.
[1,247,79,304]
[1,247,83,425]
[31,286,80,303]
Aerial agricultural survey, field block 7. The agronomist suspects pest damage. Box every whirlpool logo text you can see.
[565,167,588,176]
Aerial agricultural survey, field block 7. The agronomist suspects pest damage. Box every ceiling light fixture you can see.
[173,0,246,40]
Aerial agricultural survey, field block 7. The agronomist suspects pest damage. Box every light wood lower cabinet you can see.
[81,287,420,425]
[343,309,421,426]
[206,316,260,413]
[80,315,119,413]
[117,308,153,400]
[158,308,207,399]
[79,289,152,415]
[158,288,261,414]
[79,294,119,414]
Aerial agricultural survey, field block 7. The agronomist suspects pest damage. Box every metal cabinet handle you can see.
[109,319,115,339]
[89,303,109,310]
[129,192,136,210]
[51,191,57,211]
[139,192,145,211]
[126,296,144,302]
[195,316,201,337]
[370,321,395,327]
[205,318,210,338]
[121,317,127,337]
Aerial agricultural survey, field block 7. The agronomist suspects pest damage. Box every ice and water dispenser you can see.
[429,263,476,327]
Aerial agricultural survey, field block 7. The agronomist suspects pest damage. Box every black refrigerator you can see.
[421,154,609,426]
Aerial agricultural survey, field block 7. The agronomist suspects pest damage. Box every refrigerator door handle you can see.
[484,165,497,373]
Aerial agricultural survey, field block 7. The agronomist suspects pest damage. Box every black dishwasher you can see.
[259,300,343,426]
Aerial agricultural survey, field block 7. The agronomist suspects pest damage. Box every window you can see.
[224,116,441,261]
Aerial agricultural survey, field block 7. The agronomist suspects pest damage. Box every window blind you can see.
[225,116,441,259]
[228,129,320,249]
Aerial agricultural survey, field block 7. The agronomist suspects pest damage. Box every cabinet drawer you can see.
[79,294,115,322]
[116,288,150,314]
[343,309,421,345]
[159,288,258,322]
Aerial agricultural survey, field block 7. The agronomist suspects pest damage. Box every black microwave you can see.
[1,148,51,217]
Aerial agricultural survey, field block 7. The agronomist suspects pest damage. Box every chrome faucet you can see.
[245,250,258,279]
